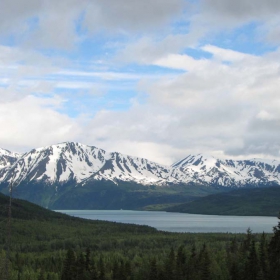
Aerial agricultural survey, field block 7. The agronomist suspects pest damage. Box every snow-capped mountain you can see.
[0,142,280,188]
[0,142,174,187]
[0,148,21,169]
[171,154,280,187]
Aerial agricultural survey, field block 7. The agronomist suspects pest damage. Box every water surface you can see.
[56,210,278,233]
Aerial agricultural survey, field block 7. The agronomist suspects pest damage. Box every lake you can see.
[56,210,278,233]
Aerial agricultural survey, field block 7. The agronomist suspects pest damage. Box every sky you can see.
[0,0,280,165]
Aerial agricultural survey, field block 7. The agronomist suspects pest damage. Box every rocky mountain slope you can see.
[0,148,20,169]
[172,154,280,187]
[1,142,279,188]
[0,142,279,209]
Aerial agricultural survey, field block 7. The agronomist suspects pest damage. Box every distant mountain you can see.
[0,148,20,169]
[166,186,280,216]
[172,154,280,187]
[0,142,279,209]
[0,142,177,186]
[0,148,21,186]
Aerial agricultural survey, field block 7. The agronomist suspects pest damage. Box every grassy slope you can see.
[166,186,280,216]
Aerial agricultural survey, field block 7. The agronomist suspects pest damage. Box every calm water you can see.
[56,210,278,233]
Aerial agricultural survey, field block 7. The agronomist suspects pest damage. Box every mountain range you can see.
[0,142,279,209]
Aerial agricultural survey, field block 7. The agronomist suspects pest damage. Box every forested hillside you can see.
[0,193,280,279]
[167,186,280,216]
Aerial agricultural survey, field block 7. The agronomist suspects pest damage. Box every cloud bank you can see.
[0,0,280,164]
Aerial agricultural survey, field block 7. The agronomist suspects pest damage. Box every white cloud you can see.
[117,33,200,64]
[0,95,81,152]
[0,0,280,164]
[0,0,185,49]
[201,45,255,62]
[74,45,280,162]
[201,0,280,22]
[82,0,185,33]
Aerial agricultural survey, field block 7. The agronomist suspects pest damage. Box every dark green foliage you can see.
[61,249,76,280]
[0,193,280,279]
[148,258,158,280]
[259,233,269,280]
[244,240,259,280]
[167,186,280,216]
[164,247,176,280]
[199,244,211,280]
[268,214,280,279]
[0,179,225,210]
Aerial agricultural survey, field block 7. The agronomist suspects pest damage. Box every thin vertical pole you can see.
[4,182,12,280]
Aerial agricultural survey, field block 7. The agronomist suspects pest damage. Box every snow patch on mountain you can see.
[172,154,280,187]
[0,143,280,188]
[0,148,21,169]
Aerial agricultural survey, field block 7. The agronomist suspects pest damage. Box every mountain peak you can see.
[0,143,279,189]
[172,153,217,168]
[0,147,21,158]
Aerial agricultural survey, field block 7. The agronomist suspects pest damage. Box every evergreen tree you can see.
[118,260,126,280]
[258,233,268,280]
[242,228,253,253]
[268,214,280,279]
[98,256,105,280]
[244,240,259,280]
[187,244,197,280]
[124,260,131,280]
[112,260,119,280]
[199,243,211,280]
[76,252,86,279]
[229,260,239,280]
[176,245,186,280]
[148,258,158,280]
[85,248,91,271]
[164,247,175,280]
[38,269,45,280]
[61,249,76,280]
[229,237,238,254]
[90,260,98,280]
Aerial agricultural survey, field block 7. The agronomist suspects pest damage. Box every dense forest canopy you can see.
[0,193,280,279]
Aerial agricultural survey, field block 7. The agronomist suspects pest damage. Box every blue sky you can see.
[0,0,280,164]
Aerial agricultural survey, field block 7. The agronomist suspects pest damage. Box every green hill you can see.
[0,192,278,279]
[166,186,280,216]
[0,180,225,210]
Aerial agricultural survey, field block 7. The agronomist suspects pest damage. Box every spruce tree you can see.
[91,260,98,280]
[38,269,45,280]
[61,249,76,280]
[164,247,175,280]
[258,233,268,280]
[98,256,105,280]
[176,245,186,280]
[85,248,91,271]
[244,240,259,280]
[187,244,197,280]
[268,214,280,279]
[148,258,158,280]
[199,243,211,280]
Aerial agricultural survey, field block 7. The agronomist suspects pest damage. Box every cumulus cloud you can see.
[74,45,280,163]
[0,0,280,164]
[201,0,280,21]
[0,95,81,152]
[1,44,280,163]
[0,0,185,49]
[117,33,202,64]
[191,0,280,46]
[83,0,184,33]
